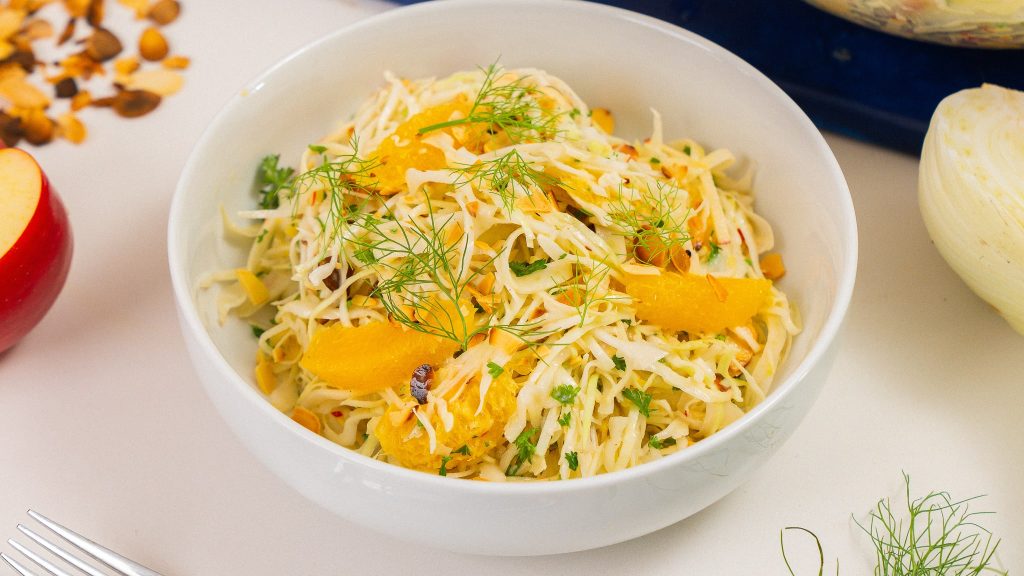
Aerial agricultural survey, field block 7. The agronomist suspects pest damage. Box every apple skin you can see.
[0,157,72,354]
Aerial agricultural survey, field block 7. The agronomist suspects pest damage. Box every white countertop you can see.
[2,1,1021,573]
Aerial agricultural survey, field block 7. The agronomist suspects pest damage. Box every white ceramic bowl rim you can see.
[168,0,857,495]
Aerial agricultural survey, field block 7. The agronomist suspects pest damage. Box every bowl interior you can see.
[170,0,854,477]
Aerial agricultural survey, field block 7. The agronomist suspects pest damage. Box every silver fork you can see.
[2,511,165,576]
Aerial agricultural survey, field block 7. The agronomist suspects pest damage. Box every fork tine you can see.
[1,552,41,576]
[25,512,164,576]
[16,526,105,576]
[6,539,73,576]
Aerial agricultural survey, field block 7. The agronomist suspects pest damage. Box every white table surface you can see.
[2,1,1021,574]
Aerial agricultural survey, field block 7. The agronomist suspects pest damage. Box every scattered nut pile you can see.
[0,0,187,147]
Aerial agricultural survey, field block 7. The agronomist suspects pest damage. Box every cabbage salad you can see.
[205,64,799,481]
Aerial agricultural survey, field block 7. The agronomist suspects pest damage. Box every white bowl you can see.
[168,0,857,556]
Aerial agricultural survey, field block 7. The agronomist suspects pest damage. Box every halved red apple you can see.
[0,148,72,354]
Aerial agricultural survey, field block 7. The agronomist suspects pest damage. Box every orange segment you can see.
[299,322,459,393]
[624,272,772,334]
[375,373,518,472]
[368,97,472,194]
[760,252,786,280]
[591,107,614,133]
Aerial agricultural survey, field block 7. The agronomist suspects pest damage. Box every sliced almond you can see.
[111,88,159,117]
[147,0,179,25]
[0,110,23,146]
[20,18,53,41]
[123,68,181,96]
[70,88,90,110]
[0,9,26,40]
[84,27,121,61]
[20,107,53,145]
[55,111,85,143]
[62,0,89,18]
[161,54,188,69]
[86,0,103,27]
[138,26,167,61]
[56,16,74,45]
[0,74,49,108]
[116,0,148,18]
[112,55,138,75]
[59,53,104,80]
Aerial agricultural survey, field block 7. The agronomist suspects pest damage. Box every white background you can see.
[1,1,1021,574]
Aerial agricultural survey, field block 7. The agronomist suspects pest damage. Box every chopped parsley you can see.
[551,384,580,405]
[255,229,268,244]
[250,325,265,338]
[308,144,327,154]
[557,412,571,427]
[507,427,537,475]
[649,436,677,449]
[487,361,504,378]
[453,444,471,456]
[509,259,548,277]
[566,451,579,471]
[650,157,661,164]
[568,108,581,119]
[439,455,452,476]
[622,387,652,417]
[256,154,294,210]
[611,355,626,371]
[683,144,692,156]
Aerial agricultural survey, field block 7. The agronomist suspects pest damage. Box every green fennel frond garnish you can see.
[648,436,676,450]
[450,148,562,216]
[506,427,538,476]
[611,355,626,371]
[256,154,295,209]
[622,387,652,417]
[608,181,690,264]
[289,138,379,253]
[346,194,539,351]
[780,526,833,576]
[418,62,561,143]
[855,472,1007,576]
[552,255,623,326]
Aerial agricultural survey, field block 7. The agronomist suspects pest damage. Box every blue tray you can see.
[392,0,1024,154]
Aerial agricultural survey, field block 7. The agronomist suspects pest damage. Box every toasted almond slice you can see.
[113,55,138,75]
[20,18,52,40]
[138,26,167,61]
[56,16,74,45]
[161,54,189,69]
[0,9,26,40]
[55,111,86,143]
[123,67,181,96]
[20,108,53,145]
[62,0,89,17]
[0,75,49,108]
[0,110,23,147]
[59,53,104,79]
[70,88,91,110]
[86,0,103,27]
[84,27,122,61]
[291,407,321,434]
[147,0,179,25]
[116,0,147,18]
[111,88,160,117]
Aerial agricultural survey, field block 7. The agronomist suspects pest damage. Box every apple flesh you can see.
[0,148,72,354]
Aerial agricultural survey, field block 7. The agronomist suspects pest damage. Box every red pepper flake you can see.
[330,410,343,418]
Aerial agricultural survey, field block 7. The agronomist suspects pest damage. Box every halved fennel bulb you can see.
[919,84,1024,335]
